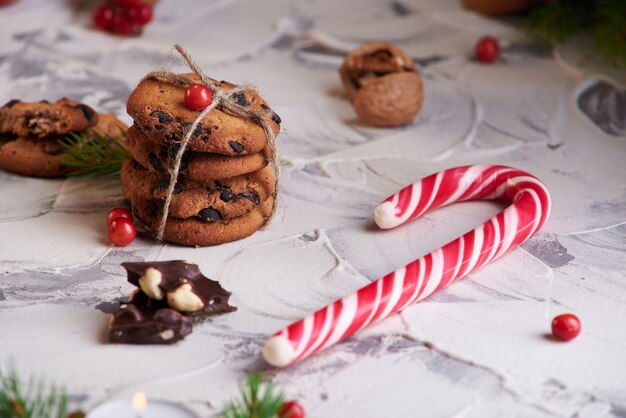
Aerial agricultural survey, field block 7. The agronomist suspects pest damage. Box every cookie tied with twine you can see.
[138,44,280,243]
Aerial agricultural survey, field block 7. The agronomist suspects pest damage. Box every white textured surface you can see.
[0,0,625,417]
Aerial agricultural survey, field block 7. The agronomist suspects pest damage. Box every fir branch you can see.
[0,364,68,418]
[526,0,626,66]
[222,373,285,418]
[58,128,130,177]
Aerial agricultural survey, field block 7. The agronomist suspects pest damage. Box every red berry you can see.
[185,84,213,111]
[551,313,581,341]
[475,36,500,63]
[66,412,86,418]
[113,12,138,36]
[279,400,305,418]
[107,207,133,226]
[128,3,153,26]
[92,6,115,31]
[108,218,136,246]
[0,0,16,5]
[115,0,141,8]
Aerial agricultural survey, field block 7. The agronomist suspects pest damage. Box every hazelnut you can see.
[138,267,164,300]
[339,42,423,126]
[167,283,204,312]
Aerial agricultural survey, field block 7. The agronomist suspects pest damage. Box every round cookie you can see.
[127,73,281,155]
[120,159,275,221]
[0,113,127,178]
[130,193,275,246]
[126,124,269,181]
[0,98,98,138]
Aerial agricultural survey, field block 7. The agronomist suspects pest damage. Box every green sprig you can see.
[58,128,130,177]
[0,365,68,418]
[526,0,626,67]
[222,373,285,418]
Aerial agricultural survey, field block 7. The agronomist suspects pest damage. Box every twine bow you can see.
[144,44,280,242]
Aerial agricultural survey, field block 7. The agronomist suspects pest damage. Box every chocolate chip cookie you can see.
[0,113,127,178]
[0,98,98,138]
[126,124,268,181]
[121,159,275,221]
[130,193,275,246]
[127,73,281,155]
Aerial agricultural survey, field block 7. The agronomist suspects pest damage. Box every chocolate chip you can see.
[154,178,182,194]
[39,99,50,104]
[271,112,281,125]
[229,141,244,153]
[71,104,97,123]
[260,103,269,110]
[238,192,260,204]
[182,122,203,137]
[219,189,232,202]
[3,99,20,108]
[150,110,174,124]
[148,152,166,172]
[232,91,249,106]
[198,207,222,222]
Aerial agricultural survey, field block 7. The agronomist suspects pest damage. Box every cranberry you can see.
[92,6,115,31]
[128,3,153,26]
[279,400,305,418]
[185,84,213,111]
[112,12,138,36]
[107,207,133,226]
[108,218,136,246]
[475,36,500,63]
[551,313,581,341]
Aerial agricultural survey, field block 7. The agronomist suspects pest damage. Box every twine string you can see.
[144,44,280,241]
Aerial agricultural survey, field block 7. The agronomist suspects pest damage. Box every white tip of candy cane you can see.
[374,201,399,229]
[262,335,296,367]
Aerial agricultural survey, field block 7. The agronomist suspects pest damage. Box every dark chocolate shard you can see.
[72,104,97,123]
[232,91,249,106]
[107,292,193,345]
[121,260,237,315]
[150,110,174,124]
[198,207,222,222]
[238,192,260,205]
[3,99,20,108]
[271,112,281,125]
[219,189,232,202]
[148,152,166,172]
[229,141,244,154]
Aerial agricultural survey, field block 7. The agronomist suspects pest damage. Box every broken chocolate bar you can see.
[121,260,237,315]
[107,291,193,345]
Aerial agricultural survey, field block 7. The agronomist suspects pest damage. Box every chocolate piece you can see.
[232,91,249,106]
[121,260,236,315]
[238,192,260,205]
[198,207,222,222]
[108,291,193,345]
[3,99,20,108]
[219,189,232,202]
[150,110,174,124]
[229,141,244,154]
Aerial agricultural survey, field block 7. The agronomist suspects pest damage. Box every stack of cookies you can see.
[0,98,127,177]
[123,73,281,246]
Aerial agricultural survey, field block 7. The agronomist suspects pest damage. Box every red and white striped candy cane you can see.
[263,165,551,367]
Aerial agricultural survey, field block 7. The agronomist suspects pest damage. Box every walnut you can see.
[339,42,423,127]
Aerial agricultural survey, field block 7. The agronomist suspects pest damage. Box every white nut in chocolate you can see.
[167,283,204,312]
[138,267,164,300]
[339,42,424,127]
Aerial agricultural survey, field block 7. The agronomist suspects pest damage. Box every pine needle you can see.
[58,128,130,177]
[222,373,285,418]
[0,364,68,418]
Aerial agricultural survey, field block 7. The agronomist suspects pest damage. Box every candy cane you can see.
[263,165,551,367]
